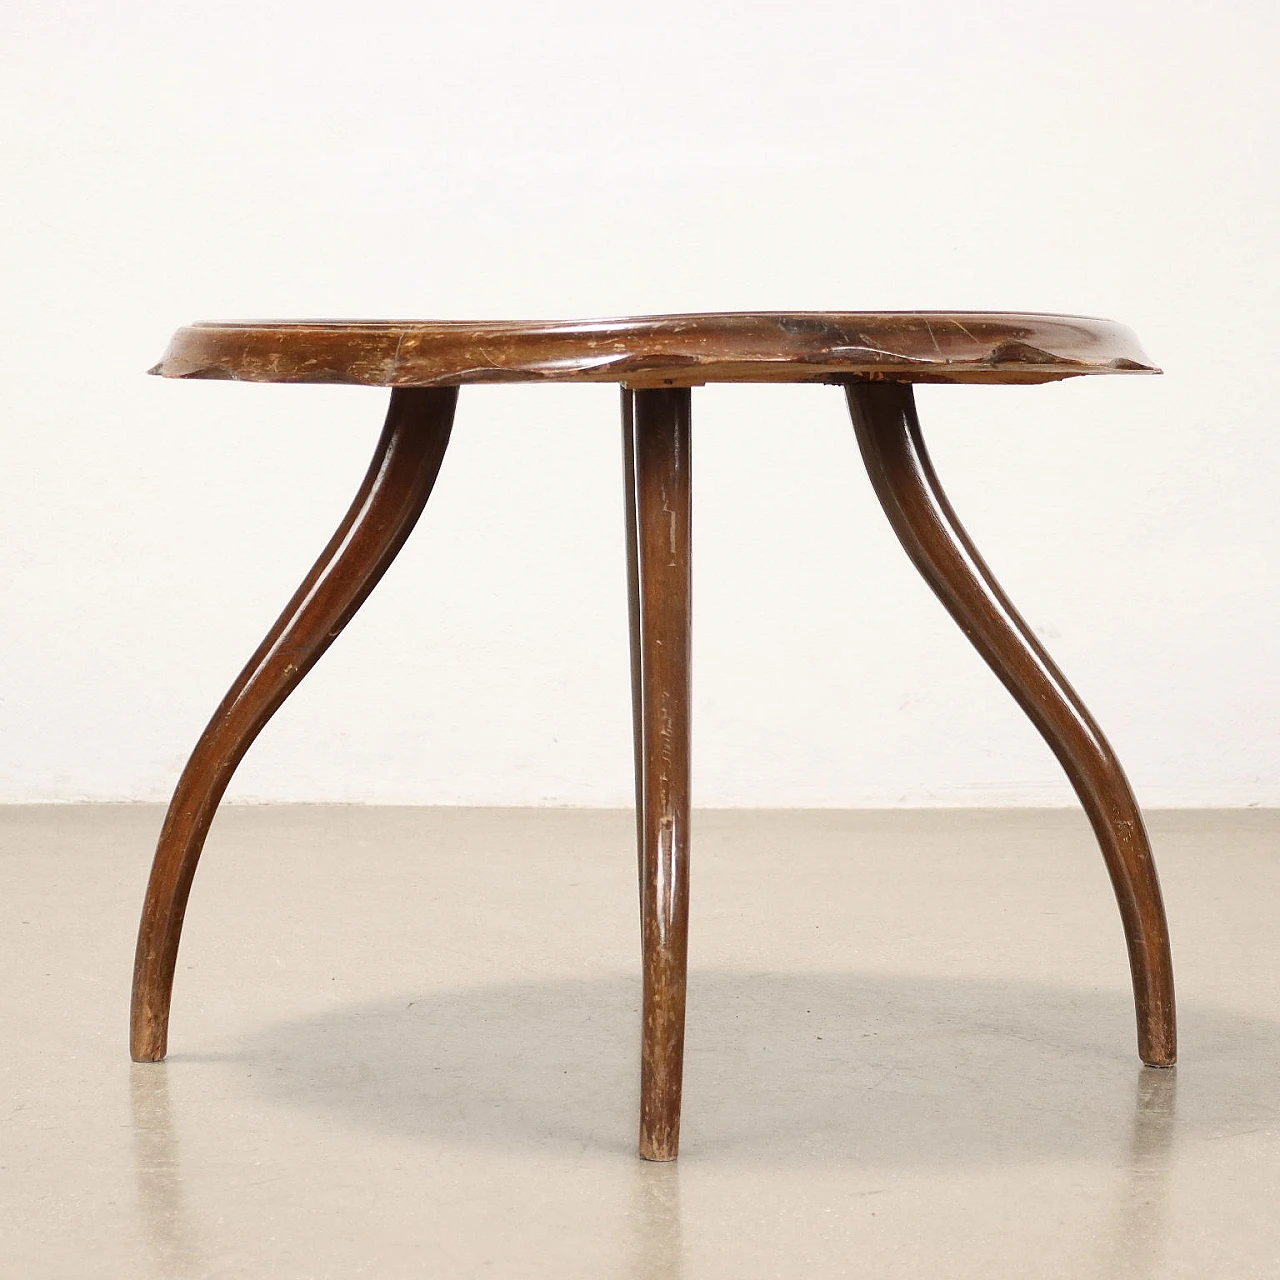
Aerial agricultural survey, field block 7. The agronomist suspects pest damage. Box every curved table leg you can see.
[623,388,693,1158]
[845,381,1176,1067]
[131,387,458,1062]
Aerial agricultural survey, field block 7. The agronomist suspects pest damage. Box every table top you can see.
[150,312,1159,388]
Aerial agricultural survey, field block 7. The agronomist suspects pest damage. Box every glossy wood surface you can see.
[151,312,1158,389]
[845,381,1176,1067]
[134,319,1174,1159]
[130,387,457,1062]
[623,388,693,1160]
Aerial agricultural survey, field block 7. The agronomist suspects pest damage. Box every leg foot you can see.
[623,388,693,1158]
[130,387,458,1062]
[845,381,1176,1066]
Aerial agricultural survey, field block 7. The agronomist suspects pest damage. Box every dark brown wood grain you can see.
[623,388,693,1160]
[150,312,1159,388]
[845,380,1176,1067]
[130,387,457,1063]
[134,312,1175,1161]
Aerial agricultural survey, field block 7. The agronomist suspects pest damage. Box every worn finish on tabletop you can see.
[623,389,693,1160]
[151,312,1159,388]
[134,311,1174,1160]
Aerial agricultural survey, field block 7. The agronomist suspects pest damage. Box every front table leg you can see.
[845,381,1175,1066]
[131,387,458,1062]
[623,388,693,1159]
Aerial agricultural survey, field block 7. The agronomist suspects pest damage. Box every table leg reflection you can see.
[1102,1067,1178,1277]
[129,1067,203,1279]
[626,1160,686,1280]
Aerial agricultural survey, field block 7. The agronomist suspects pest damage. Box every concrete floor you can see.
[1,806,1278,1278]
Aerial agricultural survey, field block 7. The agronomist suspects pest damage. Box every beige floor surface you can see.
[1,806,1278,1278]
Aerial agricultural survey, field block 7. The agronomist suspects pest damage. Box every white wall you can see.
[2,0,1277,807]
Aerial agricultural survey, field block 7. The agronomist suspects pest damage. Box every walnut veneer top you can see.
[150,312,1158,389]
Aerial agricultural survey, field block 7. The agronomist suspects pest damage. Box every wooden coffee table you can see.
[131,312,1176,1160]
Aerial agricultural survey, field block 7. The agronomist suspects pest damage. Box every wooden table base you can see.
[130,388,457,1063]
[623,388,693,1160]
[131,381,1175,1161]
[846,383,1175,1069]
